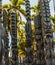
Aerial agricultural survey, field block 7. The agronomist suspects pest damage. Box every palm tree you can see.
[7,1,26,65]
[10,11,18,65]
[24,0,34,65]
[2,0,26,31]
[3,1,26,65]
[9,0,26,16]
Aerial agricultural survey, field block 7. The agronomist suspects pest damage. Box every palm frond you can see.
[18,0,25,5]
[31,4,40,13]
[18,7,26,17]
[10,0,18,6]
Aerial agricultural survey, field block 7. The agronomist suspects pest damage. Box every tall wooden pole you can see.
[39,0,54,65]
[34,13,46,65]
[25,0,33,65]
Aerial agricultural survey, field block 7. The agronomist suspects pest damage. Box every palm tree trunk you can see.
[10,11,18,65]
[25,0,33,65]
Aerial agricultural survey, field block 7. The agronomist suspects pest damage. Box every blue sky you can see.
[2,0,10,4]
[2,0,37,5]
[2,0,54,15]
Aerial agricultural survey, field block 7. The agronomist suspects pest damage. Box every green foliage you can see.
[10,0,18,6]
[30,3,40,20]
[50,15,55,24]
[50,14,55,32]
[31,4,40,13]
